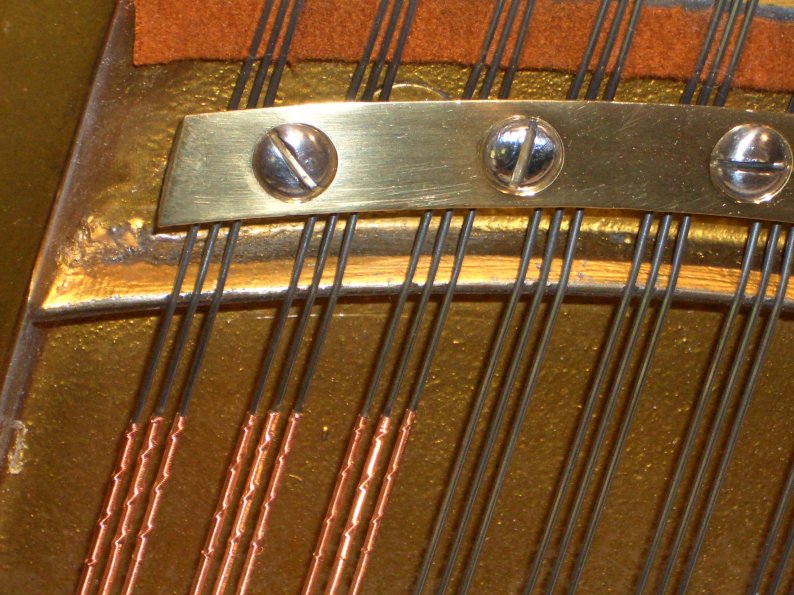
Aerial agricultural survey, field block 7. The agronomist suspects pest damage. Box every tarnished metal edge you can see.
[0,0,132,471]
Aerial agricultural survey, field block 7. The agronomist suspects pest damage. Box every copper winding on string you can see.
[122,414,187,595]
[325,415,393,595]
[99,415,166,595]
[349,410,416,595]
[77,422,141,595]
[237,411,303,595]
[191,413,259,595]
[302,415,370,595]
[213,410,280,595]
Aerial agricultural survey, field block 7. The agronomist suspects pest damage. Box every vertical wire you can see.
[653,2,763,588]
[351,210,477,595]
[584,0,632,100]
[341,2,529,584]
[522,213,654,594]
[521,4,647,588]
[124,0,307,566]
[361,0,406,102]
[683,230,794,595]
[381,212,455,418]
[246,0,291,109]
[556,7,712,590]
[633,222,761,594]
[499,0,537,96]
[749,454,794,594]
[351,8,510,575]
[190,1,316,590]
[713,0,760,105]
[301,212,430,595]
[541,214,673,594]
[263,0,307,107]
[98,223,221,595]
[325,210,453,595]
[236,214,357,595]
[215,212,336,595]
[359,214,433,418]
[100,4,277,583]
[77,225,197,594]
[576,0,754,589]
[228,0,276,111]
[695,0,743,106]
[177,224,241,417]
[676,226,787,593]
[462,0,509,98]
[437,207,562,592]
[433,1,631,590]
[306,4,431,591]
[768,515,794,594]
[122,221,241,594]
[153,224,222,417]
[566,218,692,592]
[414,208,542,594]
[567,0,611,100]
[191,216,315,595]
[632,0,762,584]
[270,216,340,412]
[413,5,542,591]
[477,0,524,99]
[602,0,645,100]
[459,210,584,595]
[378,0,421,101]
[346,0,393,101]
[131,228,200,423]
[249,218,317,415]
[443,9,588,567]
[680,0,728,105]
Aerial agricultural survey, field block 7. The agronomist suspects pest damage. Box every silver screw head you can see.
[253,123,338,203]
[710,124,793,204]
[482,116,564,197]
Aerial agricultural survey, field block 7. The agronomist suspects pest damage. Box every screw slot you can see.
[253,123,338,203]
[482,116,564,197]
[710,123,792,204]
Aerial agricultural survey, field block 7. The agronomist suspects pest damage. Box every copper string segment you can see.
[119,219,239,591]
[97,221,222,594]
[76,422,140,595]
[324,210,460,594]
[302,415,369,595]
[349,410,415,595]
[77,225,199,595]
[301,6,414,588]
[237,411,302,594]
[214,410,280,595]
[98,415,166,595]
[216,212,341,593]
[122,414,186,594]
[192,413,259,595]
[325,415,392,594]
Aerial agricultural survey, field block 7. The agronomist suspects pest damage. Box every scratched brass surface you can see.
[2,1,794,593]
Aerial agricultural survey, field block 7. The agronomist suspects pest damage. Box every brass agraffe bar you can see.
[160,100,794,226]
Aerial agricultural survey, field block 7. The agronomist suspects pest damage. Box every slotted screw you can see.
[253,123,338,203]
[710,123,792,204]
[482,116,564,197]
